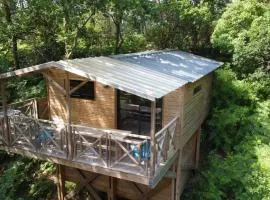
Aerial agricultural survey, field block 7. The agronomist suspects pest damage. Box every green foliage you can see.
[121,33,147,53]
[0,157,56,200]
[7,76,46,103]
[0,0,269,199]
[211,0,270,74]
[146,0,214,50]
[183,73,270,199]
[29,178,56,200]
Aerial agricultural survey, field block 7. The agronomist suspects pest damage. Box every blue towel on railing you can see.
[131,141,151,160]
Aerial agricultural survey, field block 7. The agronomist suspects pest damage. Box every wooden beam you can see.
[171,165,176,200]
[56,164,65,200]
[0,80,10,146]
[108,176,117,200]
[42,72,66,96]
[149,150,179,188]
[65,174,99,199]
[69,80,88,95]
[129,182,148,200]
[77,169,102,200]
[150,100,157,177]
[0,146,150,186]
[0,62,55,80]
[175,150,182,200]
[65,72,73,160]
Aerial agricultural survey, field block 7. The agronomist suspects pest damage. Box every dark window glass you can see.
[193,85,202,95]
[70,80,94,100]
[117,90,162,135]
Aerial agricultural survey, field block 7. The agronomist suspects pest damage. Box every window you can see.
[70,80,95,100]
[193,85,202,95]
[117,90,162,135]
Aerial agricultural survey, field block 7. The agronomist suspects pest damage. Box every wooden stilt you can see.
[175,150,182,200]
[195,128,201,168]
[107,176,117,200]
[77,169,102,200]
[175,87,186,200]
[65,72,73,160]
[57,164,65,200]
[171,164,176,200]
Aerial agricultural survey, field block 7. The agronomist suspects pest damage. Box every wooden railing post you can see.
[65,72,73,160]
[0,80,10,146]
[33,98,38,119]
[150,100,156,177]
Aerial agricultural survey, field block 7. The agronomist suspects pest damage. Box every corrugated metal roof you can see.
[0,50,223,101]
[114,50,223,83]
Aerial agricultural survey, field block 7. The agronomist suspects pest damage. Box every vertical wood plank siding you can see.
[47,68,116,129]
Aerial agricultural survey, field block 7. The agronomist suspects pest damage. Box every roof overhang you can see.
[0,50,223,101]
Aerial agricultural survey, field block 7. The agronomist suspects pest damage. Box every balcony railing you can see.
[0,98,179,185]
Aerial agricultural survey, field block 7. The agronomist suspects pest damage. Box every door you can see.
[117,90,162,135]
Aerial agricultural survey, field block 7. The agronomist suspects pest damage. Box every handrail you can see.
[0,97,47,108]
[155,116,178,138]
[2,111,178,179]
[153,116,178,176]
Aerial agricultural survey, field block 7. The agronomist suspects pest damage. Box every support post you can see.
[150,100,156,177]
[175,86,186,200]
[175,150,183,200]
[107,176,117,200]
[65,72,73,160]
[33,98,38,119]
[195,127,201,168]
[1,80,10,146]
[56,164,65,200]
[171,164,176,200]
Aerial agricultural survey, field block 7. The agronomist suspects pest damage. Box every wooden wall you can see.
[163,72,213,147]
[46,68,116,129]
[162,73,213,195]
[182,73,213,145]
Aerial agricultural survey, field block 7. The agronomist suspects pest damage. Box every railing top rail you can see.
[71,123,150,140]
[155,116,178,138]
[0,97,47,109]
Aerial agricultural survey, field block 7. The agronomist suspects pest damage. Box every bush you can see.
[0,157,56,200]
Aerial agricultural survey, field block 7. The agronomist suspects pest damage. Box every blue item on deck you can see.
[37,129,54,142]
[131,141,150,160]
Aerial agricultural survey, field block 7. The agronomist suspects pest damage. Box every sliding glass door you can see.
[117,90,162,135]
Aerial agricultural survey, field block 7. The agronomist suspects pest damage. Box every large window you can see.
[117,90,162,135]
[70,80,95,100]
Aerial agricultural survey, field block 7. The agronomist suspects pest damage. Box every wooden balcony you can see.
[0,99,179,187]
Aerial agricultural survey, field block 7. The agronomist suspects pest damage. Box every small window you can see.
[193,85,202,95]
[70,80,95,100]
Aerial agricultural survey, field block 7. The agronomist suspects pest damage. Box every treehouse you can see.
[0,50,222,200]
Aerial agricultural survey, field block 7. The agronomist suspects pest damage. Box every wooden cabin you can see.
[0,50,223,200]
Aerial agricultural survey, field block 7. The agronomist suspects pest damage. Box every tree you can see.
[102,0,141,54]
[57,0,100,59]
[211,0,270,74]
[0,0,19,69]
[146,0,214,51]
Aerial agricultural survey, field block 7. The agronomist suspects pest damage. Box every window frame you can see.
[193,85,202,96]
[69,79,95,100]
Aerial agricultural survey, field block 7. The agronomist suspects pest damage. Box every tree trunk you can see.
[3,1,19,69]
[12,35,19,69]
[114,21,121,54]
